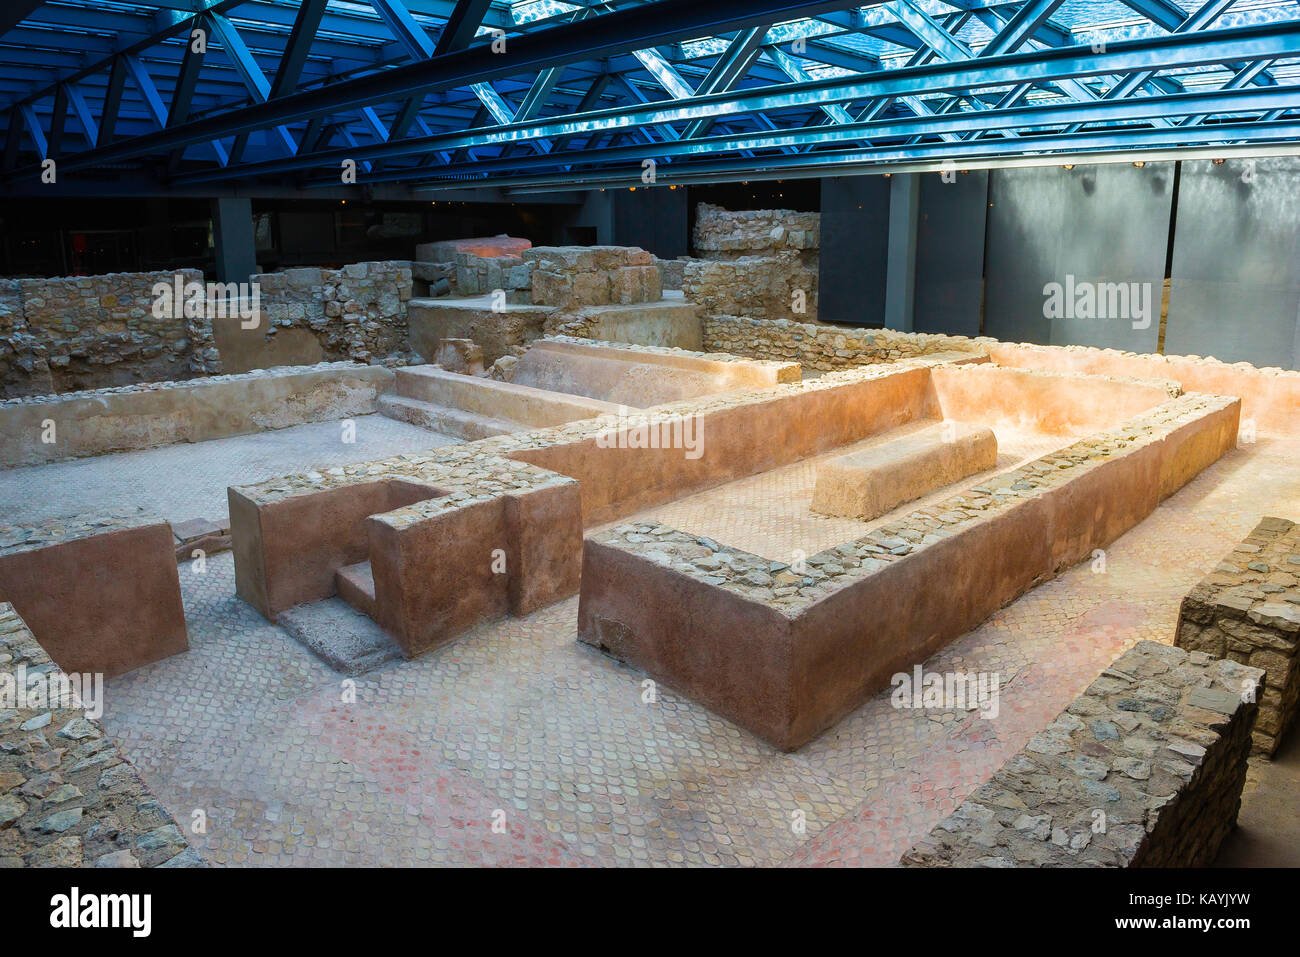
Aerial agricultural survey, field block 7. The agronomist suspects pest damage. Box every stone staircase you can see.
[378,366,518,440]
[334,560,376,619]
[276,560,403,676]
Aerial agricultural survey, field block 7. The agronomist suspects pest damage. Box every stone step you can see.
[334,560,376,620]
[377,393,517,440]
[277,597,403,676]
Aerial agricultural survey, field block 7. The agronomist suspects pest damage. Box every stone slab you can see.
[277,597,402,676]
[811,422,998,520]
[0,508,188,678]
[416,236,532,263]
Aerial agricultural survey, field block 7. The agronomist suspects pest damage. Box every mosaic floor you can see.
[90,429,1300,866]
[0,414,453,527]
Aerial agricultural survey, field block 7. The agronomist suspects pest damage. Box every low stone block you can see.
[0,509,188,677]
[1175,516,1300,756]
[433,337,485,375]
[812,422,999,520]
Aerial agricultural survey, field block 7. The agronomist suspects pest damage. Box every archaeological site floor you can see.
[88,430,1298,866]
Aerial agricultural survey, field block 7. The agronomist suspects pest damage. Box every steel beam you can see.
[279,83,1300,187]
[164,24,1300,186]
[25,0,871,174]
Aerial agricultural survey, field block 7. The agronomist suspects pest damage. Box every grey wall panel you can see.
[1164,157,1300,370]
[983,163,1172,352]
[819,175,890,327]
[611,186,688,258]
[914,169,988,337]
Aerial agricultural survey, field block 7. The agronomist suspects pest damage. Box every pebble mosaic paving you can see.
[68,431,1300,866]
[0,414,454,527]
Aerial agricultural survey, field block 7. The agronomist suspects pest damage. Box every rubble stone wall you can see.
[682,252,818,321]
[684,203,821,320]
[452,253,533,303]
[0,270,219,398]
[251,260,413,365]
[703,314,981,369]
[1176,516,1300,756]
[1,262,414,398]
[900,641,1262,867]
[0,602,202,867]
[524,246,661,309]
[692,202,820,261]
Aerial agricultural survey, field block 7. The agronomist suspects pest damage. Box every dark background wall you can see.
[1164,157,1300,370]
[914,169,988,337]
[0,196,564,276]
[813,157,1299,370]
[610,186,689,258]
[818,175,891,326]
[982,162,1174,354]
[5,157,1299,369]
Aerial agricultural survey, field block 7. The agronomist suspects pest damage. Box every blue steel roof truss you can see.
[0,0,1297,195]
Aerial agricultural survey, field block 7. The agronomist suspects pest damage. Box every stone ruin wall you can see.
[681,203,821,321]
[527,246,662,309]
[703,314,980,370]
[414,244,662,310]
[692,202,821,263]
[0,270,221,398]
[901,641,1263,868]
[251,260,414,366]
[1,261,414,399]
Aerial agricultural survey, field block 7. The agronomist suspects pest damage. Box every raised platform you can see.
[382,363,623,439]
[407,295,559,366]
[900,641,1262,867]
[509,337,801,407]
[577,390,1239,750]
[278,595,402,676]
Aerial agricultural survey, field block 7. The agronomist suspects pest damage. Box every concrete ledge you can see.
[0,508,187,678]
[0,603,203,867]
[395,364,622,427]
[0,362,394,468]
[987,341,1300,433]
[811,422,998,520]
[900,641,1263,867]
[1176,516,1300,756]
[509,337,801,407]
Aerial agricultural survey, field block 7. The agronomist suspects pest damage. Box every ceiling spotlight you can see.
[1133,161,1145,168]
[1063,164,1074,170]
